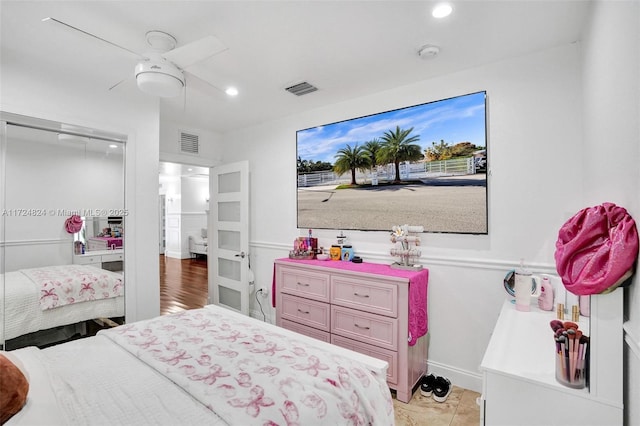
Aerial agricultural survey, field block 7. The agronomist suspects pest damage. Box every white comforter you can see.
[6,305,394,425]
[6,338,222,426]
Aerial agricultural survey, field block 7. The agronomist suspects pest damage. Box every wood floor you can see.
[159,254,208,315]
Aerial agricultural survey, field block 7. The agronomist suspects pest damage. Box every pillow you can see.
[0,354,30,424]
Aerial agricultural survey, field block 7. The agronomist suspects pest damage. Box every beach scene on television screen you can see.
[297,91,487,234]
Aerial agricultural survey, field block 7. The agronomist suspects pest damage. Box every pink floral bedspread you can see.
[21,265,123,311]
[100,306,394,425]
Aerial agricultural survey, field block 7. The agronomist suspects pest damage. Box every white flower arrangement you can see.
[390,225,408,243]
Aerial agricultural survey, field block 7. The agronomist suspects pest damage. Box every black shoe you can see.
[420,374,437,397]
[432,376,452,402]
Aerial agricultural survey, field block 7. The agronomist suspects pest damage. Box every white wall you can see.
[160,119,223,167]
[221,42,584,392]
[161,175,209,259]
[1,63,161,323]
[580,2,640,425]
[181,176,208,256]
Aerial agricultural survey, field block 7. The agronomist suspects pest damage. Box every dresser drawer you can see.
[279,266,330,302]
[280,294,330,332]
[281,319,331,343]
[331,305,398,350]
[331,276,398,317]
[102,252,124,262]
[73,255,102,265]
[331,334,398,385]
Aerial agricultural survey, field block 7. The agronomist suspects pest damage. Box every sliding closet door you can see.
[0,113,126,348]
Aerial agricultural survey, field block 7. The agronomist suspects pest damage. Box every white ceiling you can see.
[1,1,590,134]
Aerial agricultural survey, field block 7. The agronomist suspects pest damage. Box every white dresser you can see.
[274,258,428,403]
[73,249,124,272]
[480,289,623,425]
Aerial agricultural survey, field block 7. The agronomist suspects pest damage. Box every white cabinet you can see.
[275,259,428,403]
[73,249,124,272]
[480,289,623,425]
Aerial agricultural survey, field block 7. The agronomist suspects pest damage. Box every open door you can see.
[208,161,249,314]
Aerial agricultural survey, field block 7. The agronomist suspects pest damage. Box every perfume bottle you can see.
[537,276,554,311]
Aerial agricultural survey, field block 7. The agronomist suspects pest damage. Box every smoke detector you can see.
[418,44,440,59]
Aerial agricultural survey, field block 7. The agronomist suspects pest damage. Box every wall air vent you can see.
[180,131,199,154]
[285,82,318,96]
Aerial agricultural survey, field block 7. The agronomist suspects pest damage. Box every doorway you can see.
[158,161,210,314]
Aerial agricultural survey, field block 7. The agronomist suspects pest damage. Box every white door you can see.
[208,161,249,314]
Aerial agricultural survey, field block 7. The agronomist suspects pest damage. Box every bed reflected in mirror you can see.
[0,112,126,350]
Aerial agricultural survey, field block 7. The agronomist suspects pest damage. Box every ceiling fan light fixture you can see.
[135,60,185,98]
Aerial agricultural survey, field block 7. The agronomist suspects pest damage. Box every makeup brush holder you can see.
[555,345,587,389]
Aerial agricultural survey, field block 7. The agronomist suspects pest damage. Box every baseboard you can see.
[164,250,191,259]
[250,308,274,324]
[426,359,483,394]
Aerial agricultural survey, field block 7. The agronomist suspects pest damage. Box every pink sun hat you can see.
[64,215,83,234]
[555,202,638,295]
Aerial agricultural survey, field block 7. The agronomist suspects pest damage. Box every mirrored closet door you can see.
[1,113,126,349]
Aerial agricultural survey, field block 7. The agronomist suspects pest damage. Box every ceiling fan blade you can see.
[108,76,133,92]
[42,17,144,59]
[162,35,227,70]
[184,70,225,96]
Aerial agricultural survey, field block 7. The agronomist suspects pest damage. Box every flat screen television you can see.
[297,91,488,234]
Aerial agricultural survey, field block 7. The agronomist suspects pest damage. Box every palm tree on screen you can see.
[334,144,370,185]
[378,126,422,183]
[363,139,382,181]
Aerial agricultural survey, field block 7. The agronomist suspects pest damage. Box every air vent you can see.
[285,82,318,96]
[180,131,199,154]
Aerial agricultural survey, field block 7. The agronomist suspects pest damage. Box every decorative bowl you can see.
[316,254,330,261]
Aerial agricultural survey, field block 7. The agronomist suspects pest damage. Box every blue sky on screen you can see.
[297,91,486,164]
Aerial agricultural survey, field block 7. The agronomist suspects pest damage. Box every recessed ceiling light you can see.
[225,87,239,96]
[432,3,453,18]
[109,144,118,149]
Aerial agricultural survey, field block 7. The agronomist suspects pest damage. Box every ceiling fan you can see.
[42,17,230,98]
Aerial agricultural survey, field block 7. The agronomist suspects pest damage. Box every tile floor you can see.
[393,385,481,426]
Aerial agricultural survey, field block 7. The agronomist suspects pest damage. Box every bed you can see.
[2,304,394,425]
[0,264,124,342]
[86,236,123,251]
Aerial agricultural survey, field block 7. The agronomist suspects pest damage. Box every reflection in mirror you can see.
[1,113,126,350]
[76,216,124,251]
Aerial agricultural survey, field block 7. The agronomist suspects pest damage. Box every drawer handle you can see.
[297,282,310,287]
[297,309,310,314]
[354,324,370,330]
[353,293,370,298]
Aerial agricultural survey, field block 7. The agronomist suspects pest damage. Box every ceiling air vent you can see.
[180,131,199,154]
[285,82,318,96]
